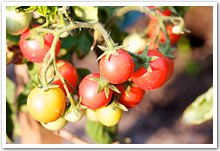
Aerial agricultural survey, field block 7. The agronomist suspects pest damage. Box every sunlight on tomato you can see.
[27,87,66,123]
[96,103,122,127]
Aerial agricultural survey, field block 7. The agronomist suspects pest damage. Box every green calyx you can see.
[89,75,120,99]
[96,45,125,61]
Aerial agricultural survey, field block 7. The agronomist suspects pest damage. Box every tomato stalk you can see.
[105,6,184,56]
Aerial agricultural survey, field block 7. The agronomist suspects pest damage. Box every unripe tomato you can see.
[64,107,85,122]
[99,49,134,84]
[86,108,99,122]
[27,87,66,123]
[52,60,78,94]
[6,6,32,35]
[131,49,169,90]
[41,117,67,131]
[19,28,61,63]
[79,73,113,109]
[122,33,147,53]
[96,103,122,127]
[116,84,145,108]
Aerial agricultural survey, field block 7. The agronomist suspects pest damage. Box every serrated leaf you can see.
[85,120,117,144]
[74,6,98,22]
[182,87,213,125]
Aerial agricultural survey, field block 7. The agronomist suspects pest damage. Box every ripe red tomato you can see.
[99,49,134,84]
[27,87,66,123]
[52,60,78,94]
[131,49,169,90]
[147,6,172,16]
[79,73,113,109]
[166,58,174,81]
[159,25,182,45]
[116,84,145,108]
[19,28,61,63]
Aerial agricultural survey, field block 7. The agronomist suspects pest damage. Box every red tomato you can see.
[53,60,78,94]
[79,73,113,109]
[147,6,172,16]
[19,28,61,63]
[159,25,182,45]
[99,49,134,84]
[166,58,174,81]
[131,49,169,90]
[116,84,145,108]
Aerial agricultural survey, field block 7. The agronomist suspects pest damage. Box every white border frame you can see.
[1,1,218,149]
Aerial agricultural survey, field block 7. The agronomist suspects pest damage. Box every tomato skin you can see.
[147,6,171,16]
[96,104,122,127]
[99,49,134,84]
[86,108,99,122]
[131,49,169,90]
[79,73,113,109]
[166,58,174,81]
[41,117,67,131]
[19,28,61,63]
[6,7,32,35]
[116,84,145,108]
[27,87,66,123]
[53,60,78,94]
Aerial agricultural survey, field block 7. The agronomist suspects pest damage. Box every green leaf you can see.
[6,77,16,104]
[85,120,117,144]
[16,6,37,13]
[74,6,98,22]
[182,87,213,125]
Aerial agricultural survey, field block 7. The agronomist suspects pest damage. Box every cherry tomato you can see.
[116,84,145,108]
[27,87,66,123]
[6,6,32,35]
[131,49,169,90]
[52,60,78,94]
[19,28,61,63]
[99,49,134,84]
[64,106,85,122]
[86,108,99,122]
[41,117,67,131]
[79,73,113,109]
[96,103,122,127]
[166,58,174,81]
[159,25,182,45]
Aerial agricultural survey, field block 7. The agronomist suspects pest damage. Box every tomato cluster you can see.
[6,6,183,130]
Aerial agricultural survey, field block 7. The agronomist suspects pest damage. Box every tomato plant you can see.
[79,73,113,109]
[6,6,189,144]
[27,87,66,123]
[6,6,32,35]
[19,28,61,63]
[99,49,134,84]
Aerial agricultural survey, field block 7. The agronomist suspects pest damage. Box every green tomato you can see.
[122,33,147,53]
[41,117,67,131]
[6,6,32,35]
[86,108,99,122]
[64,106,85,122]
[96,103,123,127]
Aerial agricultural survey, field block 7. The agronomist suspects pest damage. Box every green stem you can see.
[52,60,76,106]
